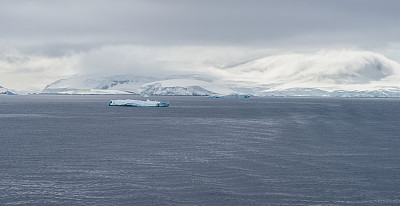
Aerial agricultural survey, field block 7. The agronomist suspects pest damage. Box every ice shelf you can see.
[109,99,169,107]
[209,94,250,98]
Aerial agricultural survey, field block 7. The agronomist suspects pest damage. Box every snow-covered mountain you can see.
[42,50,400,97]
[42,75,235,96]
[42,75,160,94]
[223,50,400,97]
[42,75,236,96]
[227,50,398,86]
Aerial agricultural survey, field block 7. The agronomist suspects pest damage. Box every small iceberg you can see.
[6,91,17,95]
[209,94,250,98]
[109,99,169,107]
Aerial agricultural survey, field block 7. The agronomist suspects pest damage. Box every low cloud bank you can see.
[1,45,399,93]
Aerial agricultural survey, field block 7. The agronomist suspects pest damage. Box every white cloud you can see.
[0,47,77,92]
[2,45,271,90]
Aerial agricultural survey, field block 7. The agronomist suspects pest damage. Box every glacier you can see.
[109,99,169,107]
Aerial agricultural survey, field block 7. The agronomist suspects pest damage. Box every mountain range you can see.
[42,50,400,97]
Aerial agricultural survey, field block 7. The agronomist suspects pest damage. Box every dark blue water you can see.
[1,95,400,205]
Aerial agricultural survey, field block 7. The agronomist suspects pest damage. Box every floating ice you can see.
[0,86,17,95]
[209,94,250,98]
[6,91,17,95]
[109,99,169,107]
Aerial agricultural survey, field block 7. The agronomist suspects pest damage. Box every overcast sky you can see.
[1,0,400,48]
[1,0,400,91]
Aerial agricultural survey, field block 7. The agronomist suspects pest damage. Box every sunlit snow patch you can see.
[109,99,169,107]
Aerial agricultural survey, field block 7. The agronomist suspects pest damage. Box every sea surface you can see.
[0,95,400,205]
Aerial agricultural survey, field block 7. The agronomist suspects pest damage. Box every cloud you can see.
[57,45,274,77]
[0,45,271,91]
[0,47,77,91]
[0,0,399,47]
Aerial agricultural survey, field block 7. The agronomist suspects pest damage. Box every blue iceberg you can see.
[6,91,17,95]
[109,99,169,107]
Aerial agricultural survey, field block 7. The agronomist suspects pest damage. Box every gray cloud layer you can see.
[1,0,399,48]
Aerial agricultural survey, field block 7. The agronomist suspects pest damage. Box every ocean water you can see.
[0,95,399,205]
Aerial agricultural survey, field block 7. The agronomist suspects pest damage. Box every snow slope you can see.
[139,79,235,96]
[227,50,400,87]
[222,50,400,96]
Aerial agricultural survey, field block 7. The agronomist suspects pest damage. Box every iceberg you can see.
[5,91,17,95]
[109,99,169,107]
[0,86,17,95]
[209,94,250,98]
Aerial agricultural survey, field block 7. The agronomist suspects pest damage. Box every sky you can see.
[1,0,400,91]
